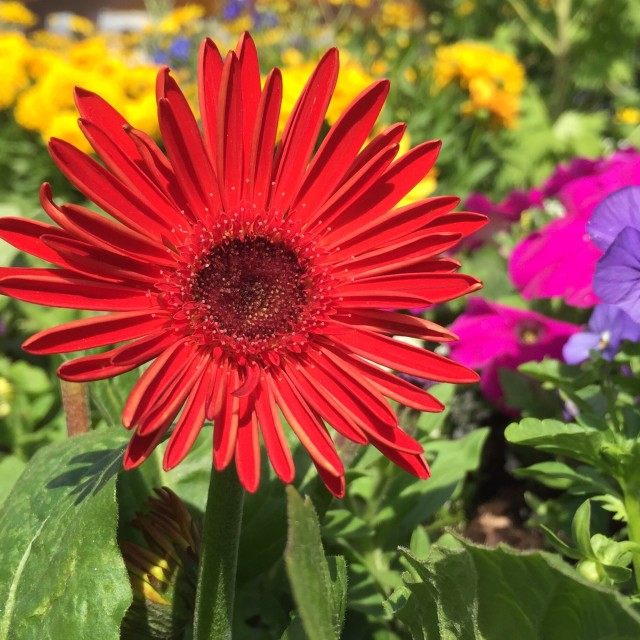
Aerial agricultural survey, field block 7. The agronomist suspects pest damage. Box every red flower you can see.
[0,34,485,497]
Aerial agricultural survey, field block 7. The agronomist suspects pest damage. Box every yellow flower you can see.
[0,377,13,418]
[0,2,36,27]
[0,32,31,108]
[156,5,205,34]
[616,107,640,126]
[43,110,93,154]
[120,94,160,139]
[433,41,525,128]
[69,15,95,36]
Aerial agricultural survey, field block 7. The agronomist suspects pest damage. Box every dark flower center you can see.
[190,238,308,342]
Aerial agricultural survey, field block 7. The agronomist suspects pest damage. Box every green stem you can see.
[193,465,245,640]
[623,487,640,595]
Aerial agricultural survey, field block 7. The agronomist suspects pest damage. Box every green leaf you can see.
[284,487,345,640]
[391,542,640,639]
[514,461,613,494]
[0,456,25,507]
[572,500,595,558]
[0,430,132,640]
[505,418,607,466]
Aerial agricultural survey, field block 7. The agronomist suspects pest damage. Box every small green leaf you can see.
[505,418,607,467]
[0,430,132,640]
[391,541,640,639]
[322,509,371,540]
[572,500,595,558]
[284,487,344,640]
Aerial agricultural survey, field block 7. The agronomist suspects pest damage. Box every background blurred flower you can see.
[448,298,579,407]
[563,303,640,364]
[433,41,525,128]
[0,1,36,28]
[509,151,640,308]
[589,187,640,324]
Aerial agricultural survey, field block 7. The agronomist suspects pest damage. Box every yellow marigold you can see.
[69,14,95,36]
[156,5,205,34]
[43,110,93,154]
[0,1,36,27]
[279,53,375,133]
[433,41,525,128]
[120,94,160,139]
[379,1,423,31]
[0,31,31,108]
[616,107,640,126]
[14,84,56,131]
[121,65,158,100]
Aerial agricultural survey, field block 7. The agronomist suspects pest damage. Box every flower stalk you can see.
[193,465,245,640]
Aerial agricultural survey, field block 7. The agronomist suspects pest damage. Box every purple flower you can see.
[563,303,640,364]
[589,186,640,323]
[168,36,192,61]
[448,298,579,408]
[509,148,640,307]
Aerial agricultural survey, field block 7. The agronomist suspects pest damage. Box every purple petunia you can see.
[563,303,640,364]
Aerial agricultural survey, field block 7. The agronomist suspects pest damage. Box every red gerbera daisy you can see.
[0,34,485,497]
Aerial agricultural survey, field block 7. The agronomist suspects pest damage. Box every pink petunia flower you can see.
[509,148,640,307]
[448,298,579,408]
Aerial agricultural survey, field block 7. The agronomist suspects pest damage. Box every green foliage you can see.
[0,430,132,639]
[390,542,640,640]
[284,488,347,640]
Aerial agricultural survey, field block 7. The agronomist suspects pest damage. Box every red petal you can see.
[324,345,445,412]
[270,48,339,213]
[40,184,174,265]
[254,378,295,483]
[248,68,282,210]
[303,142,398,233]
[41,234,161,284]
[0,268,153,311]
[235,32,261,200]
[48,138,173,238]
[333,231,463,277]
[57,342,154,382]
[206,357,228,421]
[373,442,431,479]
[198,37,224,166]
[334,196,460,255]
[213,367,240,470]
[331,310,456,342]
[304,348,399,432]
[23,311,170,354]
[136,351,206,436]
[74,86,144,166]
[319,139,442,245]
[164,360,214,469]
[268,372,344,477]
[216,52,244,208]
[123,427,169,470]
[313,460,346,498]
[78,119,185,229]
[332,329,479,383]
[0,217,72,265]
[348,272,482,304]
[283,360,368,444]
[342,122,406,183]
[235,399,261,493]
[291,80,389,216]
[310,347,424,455]
[121,338,193,427]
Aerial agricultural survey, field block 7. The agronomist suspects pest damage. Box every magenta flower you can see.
[509,148,640,307]
[462,189,540,250]
[448,298,579,408]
